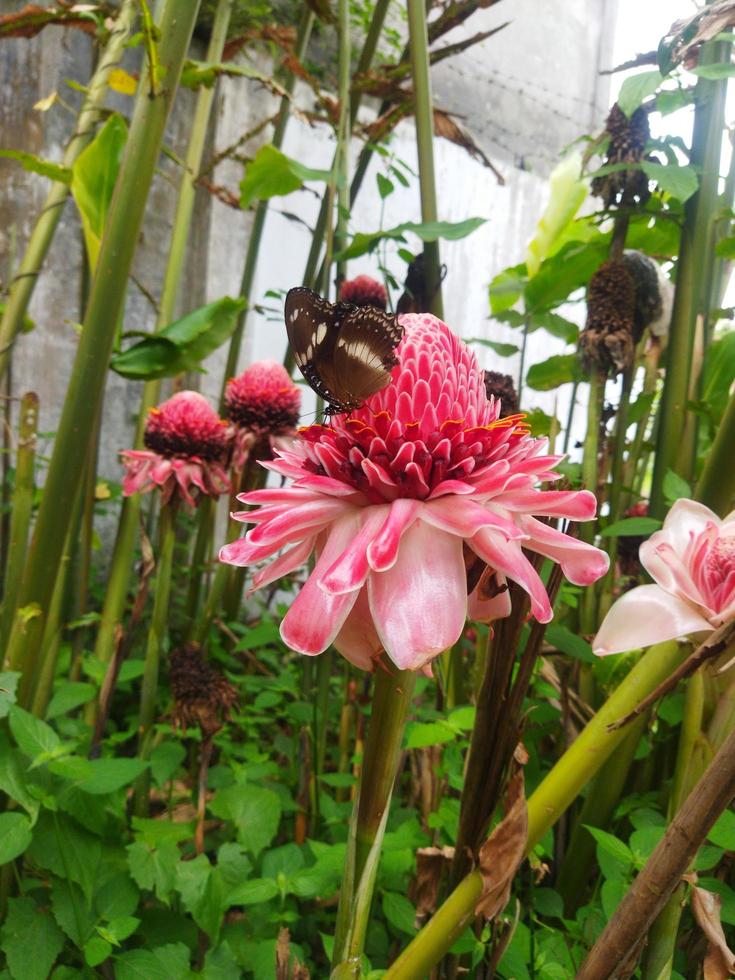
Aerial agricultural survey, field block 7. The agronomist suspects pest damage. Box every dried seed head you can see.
[591,104,651,208]
[579,260,637,375]
[621,250,664,343]
[483,371,520,417]
[169,643,239,737]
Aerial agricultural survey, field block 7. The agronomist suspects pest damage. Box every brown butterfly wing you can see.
[329,306,403,405]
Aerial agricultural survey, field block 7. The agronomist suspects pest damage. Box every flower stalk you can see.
[384,640,687,978]
[0,0,138,383]
[696,384,735,516]
[331,663,416,973]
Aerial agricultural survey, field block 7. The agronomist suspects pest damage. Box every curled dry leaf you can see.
[475,750,528,920]
[223,23,296,62]
[433,110,504,183]
[410,845,455,919]
[663,1,735,68]
[275,927,310,979]
[0,3,100,38]
[691,886,735,980]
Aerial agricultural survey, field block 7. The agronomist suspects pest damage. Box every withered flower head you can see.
[591,104,651,208]
[579,260,637,375]
[483,370,520,418]
[169,643,239,737]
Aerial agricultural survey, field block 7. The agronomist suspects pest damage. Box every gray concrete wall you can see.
[1,0,617,501]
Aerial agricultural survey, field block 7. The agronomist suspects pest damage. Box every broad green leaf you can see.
[71,113,128,271]
[601,876,628,918]
[663,469,692,505]
[525,239,609,313]
[209,782,281,857]
[525,407,559,438]
[529,311,579,344]
[45,681,96,720]
[0,897,65,980]
[585,826,635,868]
[0,734,40,820]
[175,855,227,942]
[716,236,735,259]
[201,943,240,980]
[337,217,486,260]
[447,706,476,730]
[708,809,735,850]
[382,891,416,935]
[84,936,112,967]
[240,144,331,208]
[126,839,179,904]
[641,161,698,203]
[62,757,148,795]
[51,877,96,947]
[0,672,20,719]
[0,812,32,863]
[601,516,662,537]
[488,264,527,315]
[692,62,735,80]
[110,296,246,380]
[150,740,186,787]
[0,149,71,183]
[617,70,662,117]
[226,877,279,906]
[28,812,101,901]
[544,624,595,663]
[702,331,735,423]
[467,337,519,357]
[526,153,587,277]
[526,353,582,391]
[114,943,191,980]
[9,704,61,761]
[404,720,456,749]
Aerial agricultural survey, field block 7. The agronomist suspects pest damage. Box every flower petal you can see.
[593,584,713,656]
[493,488,598,520]
[470,528,552,622]
[520,516,609,585]
[366,498,421,572]
[249,535,316,591]
[368,521,467,670]
[333,586,383,671]
[319,507,389,594]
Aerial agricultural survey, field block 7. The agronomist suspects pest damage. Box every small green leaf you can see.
[382,891,416,935]
[0,672,20,719]
[209,782,281,857]
[126,839,179,904]
[84,936,112,967]
[114,943,191,980]
[585,826,635,868]
[240,144,331,209]
[692,62,735,80]
[76,757,148,794]
[376,172,393,199]
[525,238,609,313]
[641,161,698,203]
[45,681,96,720]
[404,720,456,749]
[337,217,486,260]
[528,311,579,344]
[467,337,519,357]
[526,354,582,391]
[0,149,72,183]
[545,624,595,663]
[617,70,662,117]
[601,516,662,537]
[708,809,735,850]
[0,812,32,863]
[663,470,692,505]
[226,877,279,906]
[150,740,186,787]
[488,264,527,315]
[9,704,61,760]
[0,897,65,980]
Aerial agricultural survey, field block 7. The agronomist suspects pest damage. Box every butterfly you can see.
[285,287,404,414]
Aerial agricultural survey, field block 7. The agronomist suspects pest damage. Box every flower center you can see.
[702,535,735,614]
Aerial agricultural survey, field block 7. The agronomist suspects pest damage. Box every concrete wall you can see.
[1,0,618,498]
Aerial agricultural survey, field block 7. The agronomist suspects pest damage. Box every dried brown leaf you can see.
[433,109,504,182]
[475,760,528,919]
[692,887,735,979]
[0,2,100,37]
[410,846,455,918]
[275,928,291,980]
[223,24,296,62]
[665,2,735,68]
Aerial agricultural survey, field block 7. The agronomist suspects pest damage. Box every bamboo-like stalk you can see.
[332,665,416,973]
[333,0,351,290]
[0,392,38,650]
[5,0,202,695]
[650,35,730,516]
[580,370,605,633]
[406,0,443,319]
[133,502,177,816]
[384,640,687,978]
[185,496,215,624]
[222,6,315,392]
[91,0,228,671]
[695,384,735,516]
[0,0,139,383]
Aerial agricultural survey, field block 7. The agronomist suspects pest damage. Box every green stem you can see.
[185,496,214,626]
[333,0,351,288]
[407,0,443,319]
[0,392,38,651]
[0,0,138,382]
[580,371,605,634]
[384,640,687,978]
[695,384,735,516]
[133,502,177,816]
[622,340,660,507]
[650,34,730,516]
[332,664,416,973]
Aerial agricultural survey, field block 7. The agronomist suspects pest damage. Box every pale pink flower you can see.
[121,391,231,508]
[594,499,735,655]
[339,274,388,310]
[220,314,609,672]
[224,360,302,471]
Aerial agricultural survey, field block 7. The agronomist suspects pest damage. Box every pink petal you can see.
[658,499,722,554]
[333,586,383,671]
[280,517,361,655]
[319,507,389,595]
[368,521,467,670]
[520,516,609,585]
[593,584,713,656]
[492,488,598,520]
[468,579,512,623]
[422,497,524,541]
[249,535,316,591]
[366,498,421,572]
[248,499,349,547]
[470,528,552,622]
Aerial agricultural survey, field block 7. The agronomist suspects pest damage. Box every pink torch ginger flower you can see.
[225,360,302,471]
[339,274,389,310]
[121,390,231,508]
[220,314,609,672]
[594,499,735,655]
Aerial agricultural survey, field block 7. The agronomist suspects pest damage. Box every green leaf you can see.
[692,62,735,79]
[150,741,186,787]
[467,337,519,357]
[708,809,735,850]
[526,153,587,277]
[0,897,65,980]
[526,354,582,391]
[337,217,486,260]
[28,812,101,901]
[75,757,149,794]
[528,311,579,344]
[641,161,698,203]
[0,813,32,864]
[0,673,20,719]
[488,264,527,315]
[627,390,655,425]
[114,943,191,980]
[226,877,279,906]
[51,877,96,947]
[702,331,735,422]
[382,892,416,935]
[585,826,635,868]
[617,70,662,117]
[209,782,281,857]
[601,876,628,919]
[663,470,692,505]
[376,172,393,199]
[45,681,96,720]
[240,144,331,209]
[0,735,40,821]
[525,239,609,313]
[8,704,62,761]
[71,113,128,271]
[110,296,246,380]
[601,516,662,537]
[201,943,240,980]
[404,720,457,749]
[126,840,179,905]
[544,624,595,664]
[0,149,72,183]
[175,855,227,942]
[84,936,112,967]
[180,60,278,90]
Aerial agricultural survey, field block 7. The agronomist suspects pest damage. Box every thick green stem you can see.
[185,496,214,625]
[650,36,730,516]
[0,392,38,651]
[407,0,443,319]
[580,371,605,633]
[332,664,416,973]
[334,0,351,288]
[695,384,735,516]
[384,640,687,978]
[4,0,201,694]
[133,503,177,816]
[0,0,138,382]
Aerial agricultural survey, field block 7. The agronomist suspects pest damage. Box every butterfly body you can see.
[285,287,403,414]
